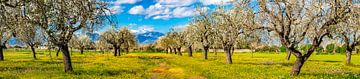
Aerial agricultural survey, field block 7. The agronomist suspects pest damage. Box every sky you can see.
[101,0,235,33]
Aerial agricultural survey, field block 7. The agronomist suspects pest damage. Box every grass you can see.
[0,49,360,79]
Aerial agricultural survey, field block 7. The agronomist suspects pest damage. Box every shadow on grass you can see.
[0,66,61,71]
[72,69,143,76]
[308,60,341,63]
[300,72,360,78]
[235,62,293,67]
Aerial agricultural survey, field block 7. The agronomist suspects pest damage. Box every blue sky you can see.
[100,0,234,33]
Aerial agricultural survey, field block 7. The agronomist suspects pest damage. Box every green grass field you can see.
[0,50,360,79]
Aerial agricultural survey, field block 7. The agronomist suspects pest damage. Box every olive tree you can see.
[257,0,353,75]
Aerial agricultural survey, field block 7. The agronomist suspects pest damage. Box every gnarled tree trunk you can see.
[346,48,352,65]
[56,47,60,57]
[113,46,118,56]
[0,46,4,61]
[117,46,121,56]
[188,46,193,57]
[59,44,73,72]
[174,48,177,54]
[80,47,84,54]
[224,45,233,64]
[30,45,37,59]
[177,48,182,56]
[203,46,209,60]
[169,48,173,54]
[291,57,305,76]
[286,51,292,60]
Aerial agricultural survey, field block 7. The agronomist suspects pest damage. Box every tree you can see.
[0,0,19,61]
[183,26,196,57]
[70,35,91,54]
[192,7,215,60]
[100,28,121,56]
[24,0,107,72]
[16,24,43,59]
[119,27,136,54]
[211,1,255,64]
[336,4,360,65]
[95,39,111,54]
[257,0,353,75]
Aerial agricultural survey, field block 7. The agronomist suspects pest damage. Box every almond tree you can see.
[70,35,91,54]
[16,22,43,59]
[212,1,255,64]
[336,4,360,65]
[0,0,19,61]
[192,7,215,59]
[119,27,136,54]
[100,29,121,56]
[96,39,111,54]
[257,0,353,75]
[23,0,107,72]
[183,26,196,57]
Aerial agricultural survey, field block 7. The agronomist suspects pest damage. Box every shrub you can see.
[279,46,287,52]
[326,44,335,53]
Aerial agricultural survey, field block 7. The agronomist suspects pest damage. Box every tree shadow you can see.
[308,60,341,63]
[235,62,293,67]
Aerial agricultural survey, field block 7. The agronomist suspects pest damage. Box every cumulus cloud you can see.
[128,5,145,15]
[130,25,155,33]
[172,7,197,18]
[104,6,124,15]
[114,0,142,5]
[199,0,234,5]
[156,0,196,7]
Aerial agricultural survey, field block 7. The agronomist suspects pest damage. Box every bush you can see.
[279,46,287,52]
[316,47,324,53]
[335,46,346,53]
[300,44,312,52]
[255,46,278,52]
[326,44,335,53]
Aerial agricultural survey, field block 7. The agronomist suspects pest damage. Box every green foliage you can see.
[326,44,336,53]
[335,46,347,53]
[279,46,287,52]
[316,47,324,53]
[300,44,312,52]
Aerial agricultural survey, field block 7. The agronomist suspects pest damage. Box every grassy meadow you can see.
[0,49,360,79]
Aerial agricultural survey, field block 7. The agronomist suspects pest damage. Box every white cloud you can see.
[199,0,234,5]
[115,0,142,5]
[104,6,124,15]
[156,0,196,7]
[128,5,145,15]
[130,25,155,33]
[172,7,197,18]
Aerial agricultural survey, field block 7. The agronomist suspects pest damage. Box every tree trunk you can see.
[286,51,292,60]
[188,46,193,57]
[203,46,209,60]
[224,46,233,64]
[214,48,217,55]
[59,44,73,72]
[231,47,235,55]
[30,46,37,59]
[0,47,4,61]
[177,48,182,56]
[113,46,118,56]
[80,47,84,54]
[125,47,129,54]
[56,48,60,57]
[169,48,173,54]
[117,47,121,56]
[174,48,177,54]
[346,48,352,65]
[291,57,305,76]
[166,48,169,54]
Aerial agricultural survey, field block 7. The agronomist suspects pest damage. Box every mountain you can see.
[136,32,165,44]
